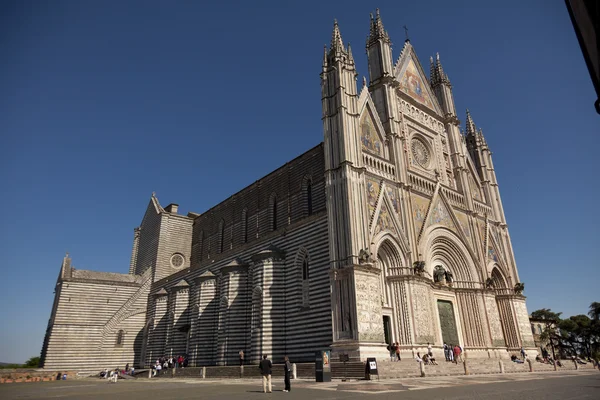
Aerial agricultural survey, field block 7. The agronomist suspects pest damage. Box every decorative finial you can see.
[363,76,367,87]
[403,25,410,42]
[65,252,69,258]
[152,191,156,197]
[436,52,440,61]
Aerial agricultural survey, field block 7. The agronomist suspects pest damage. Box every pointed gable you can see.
[426,196,458,233]
[399,57,434,109]
[374,201,397,236]
[394,42,443,115]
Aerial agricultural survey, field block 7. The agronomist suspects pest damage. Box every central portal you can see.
[437,300,459,345]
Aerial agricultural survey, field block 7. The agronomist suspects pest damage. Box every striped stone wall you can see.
[146,214,331,366]
[41,267,150,371]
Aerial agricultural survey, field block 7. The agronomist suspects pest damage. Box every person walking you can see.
[443,343,449,361]
[239,350,245,366]
[259,354,272,393]
[453,344,462,363]
[283,356,292,392]
[395,343,401,361]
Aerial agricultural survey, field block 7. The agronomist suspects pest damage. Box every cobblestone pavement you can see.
[0,370,598,399]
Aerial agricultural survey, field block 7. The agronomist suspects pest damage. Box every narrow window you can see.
[307,181,313,216]
[116,329,124,346]
[272,197,278,231]
[303,258,309,280]
[219,220,225,253]
[242,209,248,243]
[302,257,310,308]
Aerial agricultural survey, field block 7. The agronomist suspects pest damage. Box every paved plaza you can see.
[0,371,598,399]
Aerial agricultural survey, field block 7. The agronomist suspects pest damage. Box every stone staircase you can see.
[376,358,598,379]
[144,359,598,381]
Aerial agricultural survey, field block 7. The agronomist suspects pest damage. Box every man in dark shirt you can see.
[259,354,272,393]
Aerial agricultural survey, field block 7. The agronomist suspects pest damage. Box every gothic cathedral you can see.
[41,11,535,371]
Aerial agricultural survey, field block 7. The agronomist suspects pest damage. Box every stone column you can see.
[250,247,285,364]
[191,271,218,366]
[167,280,190,358]
[146,289,168,365]
[218,259,250,366]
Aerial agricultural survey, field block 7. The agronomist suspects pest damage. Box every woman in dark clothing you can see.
[283,356,292,392]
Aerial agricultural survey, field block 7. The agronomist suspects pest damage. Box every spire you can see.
[322,45,328,68]
[367,8,391,46]
[330,19,346,54]
[465,109,477,136]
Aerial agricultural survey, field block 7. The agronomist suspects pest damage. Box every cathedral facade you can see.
[41,12,535,371]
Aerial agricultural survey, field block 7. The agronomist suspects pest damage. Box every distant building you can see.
[565,0,600,114]
[40,10,536,372]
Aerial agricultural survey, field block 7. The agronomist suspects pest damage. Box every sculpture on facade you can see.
[433,265,446,283]
[413,261,425,276]
[514,282,525,294]
[358,249,372,264]
[444,269,453,283]
[485,277,494,289]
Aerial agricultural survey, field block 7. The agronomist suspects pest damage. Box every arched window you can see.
[307,181,313,216]
[116,329,124,346]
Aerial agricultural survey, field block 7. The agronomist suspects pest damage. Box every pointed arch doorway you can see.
[376,238,405,347]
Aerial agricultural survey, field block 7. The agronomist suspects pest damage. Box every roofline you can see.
[191,142,324,218]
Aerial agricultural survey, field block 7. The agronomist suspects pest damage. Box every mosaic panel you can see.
[411,194,430,234]
[469,173,482,201]
[428,198,455,231]
[398,58,434,109]
[386,186,400,214]
[487,246,498,263]
[366,177,381,219]
[456,212,471,240]
[374,201,397,235]
[360,111,383,157]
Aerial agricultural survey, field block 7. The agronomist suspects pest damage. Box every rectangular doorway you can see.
[437,300,459,345]
[383,315,392,345]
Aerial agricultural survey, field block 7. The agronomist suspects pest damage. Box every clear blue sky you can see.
[0,0,597,363]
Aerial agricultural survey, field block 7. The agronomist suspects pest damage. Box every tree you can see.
[589,302,600,321]
[24,357,40,368]
[531,308,562,360]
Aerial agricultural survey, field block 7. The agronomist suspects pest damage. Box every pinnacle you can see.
[465,109,477,136]
[330,19,345,53]
[367,8,391,46]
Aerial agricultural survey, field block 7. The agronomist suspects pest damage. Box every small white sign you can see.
[369,361,377,370]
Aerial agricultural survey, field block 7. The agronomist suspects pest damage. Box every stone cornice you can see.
[250,245,286,264]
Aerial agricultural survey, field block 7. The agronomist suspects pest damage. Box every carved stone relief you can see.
[355,272,384,342]
[484,295,505,347]
[411,284,434,343]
